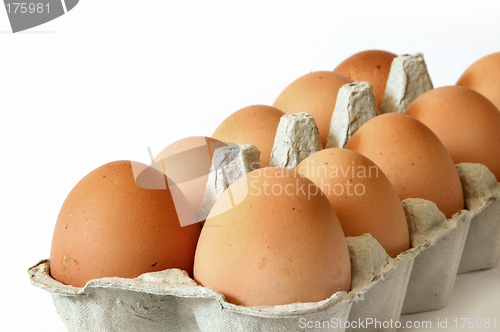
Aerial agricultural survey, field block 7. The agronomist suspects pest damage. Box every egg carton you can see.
[344,199,470,329]
[30,231,396,332]
[28,194,473,332]
[31,253,353,332]
[29,52,500,331]
[30,257,355,332]
[345,234,416,332]
[400,199,470,314]
[376,53,500,274]
[456,163,500,273]
[25,222,410,332]
[323,53,500,275]
[198,132,423,330]
[261,62,487,319]
[29,142,484,332]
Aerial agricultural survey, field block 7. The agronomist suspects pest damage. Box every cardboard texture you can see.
[30,255,353,332]
[401,199,471,314]
[269,112,322,169]
[346,235,416,332]
[30,196,464,332]
[380,53,433,114]
[198,144,260,222]
[28,51,500,330]
[456,163,500,273]
[29,165,497,330]
[326,82,378,149]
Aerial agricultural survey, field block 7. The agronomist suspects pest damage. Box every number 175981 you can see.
[6,2,49,14]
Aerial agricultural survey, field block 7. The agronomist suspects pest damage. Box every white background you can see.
[1,1,500,331]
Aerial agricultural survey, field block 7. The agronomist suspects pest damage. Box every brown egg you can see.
[194,167,351,306]
[50,160,201,287]
[457,52,500,112]
[334,50,397,110]
[212,105,284,167]
[272,71,353,147]
[405,86,500,181]
[345,113,464,219]
[296,148,410,258]
[152,136,226,225]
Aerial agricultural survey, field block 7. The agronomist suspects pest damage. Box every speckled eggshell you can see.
[50,160,202,287]
[212,105,284,167]
[296,148,410,258]
[405,86,500,181]
[272,71,353,147]
[334,50,397,110]
[194,167,351,307]
[457,52,500,112]
[152,136,226,224]
[345,113,464,219]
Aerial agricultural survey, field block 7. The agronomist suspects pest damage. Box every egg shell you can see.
[334,50,397,110]
[194,167,351,307]
[457,52,500,112]
[50,160,201,287]
[212,105,284,167]
[153,136,226,225]
[273,71,353,147]
[405,86,500,181]
[345,113,464,219]
[296,148,410,258]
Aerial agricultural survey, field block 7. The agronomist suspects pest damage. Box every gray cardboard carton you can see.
[346,234,415,332]
[29,196,459,332]
[456,163,500,273]
[28,52,500,330]
[30,250,354,332]
[401,199,471,314]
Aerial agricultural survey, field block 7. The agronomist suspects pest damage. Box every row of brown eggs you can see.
[49,50,500,308]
